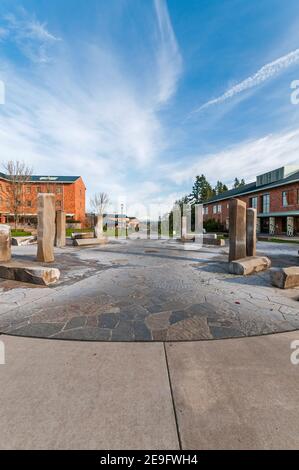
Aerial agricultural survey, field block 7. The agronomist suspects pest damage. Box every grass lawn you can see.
[11,230,32,237]
[259,237,299,245]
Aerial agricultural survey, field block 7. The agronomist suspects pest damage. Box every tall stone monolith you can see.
[95,214,103,239]
[37,193,55,263]
[55,210,66,248]
[246,208,257,257]
[181,215,187,239]
[229,199,247,262]
[0,224,11,262]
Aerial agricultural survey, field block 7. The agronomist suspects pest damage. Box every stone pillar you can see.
[55,210,66,248]
[160,213,170,239]
[94,214,103,239]
[256,217,261,234]
[173,204,181,239]
[194,204,203,244]
[246,208,257,257]
[37,193,55,263]
[181,215,187,239]
[269,217,275,236]
[287,216,294,237]
[0,224,11,262]
[229,199,247,262]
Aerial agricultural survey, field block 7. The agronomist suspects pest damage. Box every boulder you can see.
[72,232,95,240]
[0,263,60,286]
[179,235,195,243]
[270,267,299,289]
[229,256,271,275]
[204,233,217,240]
[0,224,11,261]
[73,237,108,247]
[203,236,225,246]
[11,235,37,246]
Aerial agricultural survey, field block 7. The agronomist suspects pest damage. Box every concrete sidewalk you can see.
[0,336,179,450]
[0,331,299,449]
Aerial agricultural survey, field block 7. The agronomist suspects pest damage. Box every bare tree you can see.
[3,160,33,229]
[90,192,109,238]
[90,192,109,216]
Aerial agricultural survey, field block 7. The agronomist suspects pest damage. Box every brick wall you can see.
[0,176,86,222]
[203,181,299,228]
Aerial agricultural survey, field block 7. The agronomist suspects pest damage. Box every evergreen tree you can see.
[233,177,246,189]
[214,180,228,195]
[175,195,189,209]
[233,177,240,189]
[189,174,215,204]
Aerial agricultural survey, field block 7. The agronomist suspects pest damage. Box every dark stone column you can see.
[229,199,247,262]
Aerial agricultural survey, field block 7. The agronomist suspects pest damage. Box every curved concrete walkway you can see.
[0,240,298,341]
[0,331,299,449]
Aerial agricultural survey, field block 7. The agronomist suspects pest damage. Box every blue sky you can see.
[1,0,299,217]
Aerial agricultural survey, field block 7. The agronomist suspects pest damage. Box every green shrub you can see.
[203,219,225,233]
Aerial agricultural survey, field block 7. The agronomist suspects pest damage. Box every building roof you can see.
[29,175,81,183]
[0,173,80,183]
[205,169,299,204]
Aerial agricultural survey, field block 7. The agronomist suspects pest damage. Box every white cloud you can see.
[163,127,299,186]
[2,10,60,63]
[0,27,8,40]
[0,1,183,212]
[193,48,299,113]
[154,0,182,104]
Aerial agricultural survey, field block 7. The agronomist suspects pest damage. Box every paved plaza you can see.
[0,239,298,341]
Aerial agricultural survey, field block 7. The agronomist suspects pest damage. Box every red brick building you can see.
[203,166,299,236]
[0,173,86,225]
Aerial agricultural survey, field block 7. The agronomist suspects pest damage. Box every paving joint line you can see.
[163,342,182,450]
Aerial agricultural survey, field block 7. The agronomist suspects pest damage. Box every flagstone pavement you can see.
[0,239,298,341]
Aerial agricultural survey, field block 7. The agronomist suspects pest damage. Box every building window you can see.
[26,200,32,207]
[213,205,217,214]
[250,196,258,209]
[26,186,31,194]
[282,190,290,207]
[56,186,62,194]
[204,207,208,215]
[261,194,270,214]
[36,186,41,193]
[56,200,62,208]
[297,189,299,204]
[217,205,222,213]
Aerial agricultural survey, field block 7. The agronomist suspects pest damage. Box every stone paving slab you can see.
[0,335,179,450]
[0,240,298,341]
[166,331,299,449]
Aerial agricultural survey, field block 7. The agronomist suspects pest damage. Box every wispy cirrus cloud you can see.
[0,1,183,211]
[154,0,182,104]
[162,127,299,186]
[193,47,299,113]
[2,9,60,63]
